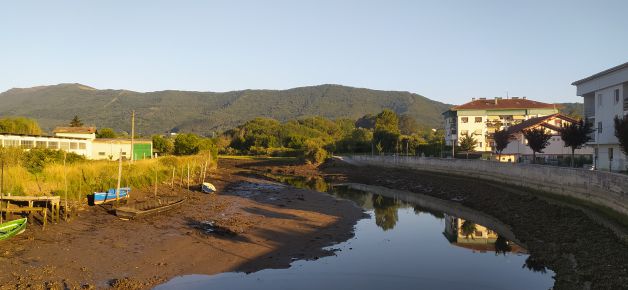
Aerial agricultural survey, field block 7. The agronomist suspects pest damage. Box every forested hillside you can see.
[0,83,450,136]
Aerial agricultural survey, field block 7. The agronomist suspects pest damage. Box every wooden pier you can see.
[1,195,61,228]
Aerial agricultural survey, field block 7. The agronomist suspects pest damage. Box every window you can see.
[98,152,106,156]
[475,117,482,123]
[609,148,614,160]
[121,151,127,156]
[79,143,86,150]
[36,141,47,148]
[60,142,70,151]
[21,140,34,149]
[48,141,59,149]
[615,89,620,104]
[70,142,78,150]
[2,140,16,147]
[478,142,483,147]
[598,94,603,106]
[597,122,603,134]
[461,117,469,123]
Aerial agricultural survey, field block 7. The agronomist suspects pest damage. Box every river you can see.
[156,175,554,289]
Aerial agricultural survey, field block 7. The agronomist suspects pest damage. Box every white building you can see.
[0,133,92,157]
[443,98,559,152]
[500,114,593,164]
[572,62,628,171]
[0,127,153,161]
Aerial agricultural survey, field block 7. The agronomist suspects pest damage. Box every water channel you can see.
[157,175,554,289]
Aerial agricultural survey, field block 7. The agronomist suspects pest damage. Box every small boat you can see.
[93,187,131,205]
[0,218,27,241]
[201,182,216,193]
[115,196,185,219]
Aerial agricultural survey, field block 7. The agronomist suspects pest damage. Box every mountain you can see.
[557,102,584,119]
[0,83,451,135]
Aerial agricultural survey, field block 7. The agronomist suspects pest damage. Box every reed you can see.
[0,153,216,200]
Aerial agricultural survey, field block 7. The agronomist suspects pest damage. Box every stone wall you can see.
[344,155,628,216]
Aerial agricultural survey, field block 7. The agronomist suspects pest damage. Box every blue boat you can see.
[93,187,131,205]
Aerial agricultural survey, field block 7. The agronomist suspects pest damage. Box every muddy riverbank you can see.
[0,159,364,289]
[236,157,628,290]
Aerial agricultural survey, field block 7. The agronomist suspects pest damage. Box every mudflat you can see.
[0,158,363,289]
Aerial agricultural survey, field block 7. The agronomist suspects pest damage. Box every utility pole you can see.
[130,110,135,163]
[116,148,122,206]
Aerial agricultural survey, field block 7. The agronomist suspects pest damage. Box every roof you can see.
[451,98,556,111]
[93,138,152,144]
[53,127,96,134]
[506,113,578,134]
[571,61,628,85]
[0,132,87,140]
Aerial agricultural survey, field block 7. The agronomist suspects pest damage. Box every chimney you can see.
[494,98,498,105]
[472,97,476,101]
[522,96,527,99]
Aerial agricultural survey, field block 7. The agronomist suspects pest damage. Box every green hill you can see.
[0,83,451,136]
[557,102,584,119]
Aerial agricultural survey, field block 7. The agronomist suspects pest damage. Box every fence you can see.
[344,155,628,216]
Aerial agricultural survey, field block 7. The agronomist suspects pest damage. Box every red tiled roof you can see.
[452,98,556,111]
[506,113,577,134]
[53,127,96,134]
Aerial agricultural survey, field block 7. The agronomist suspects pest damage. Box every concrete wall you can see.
[344,155,628,216]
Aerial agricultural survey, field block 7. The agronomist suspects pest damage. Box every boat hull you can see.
[116,197,185,219]
[0,218,27,241]
[93,187,131,205]
[201,182,216,193]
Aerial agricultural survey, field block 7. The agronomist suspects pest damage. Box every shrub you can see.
[304,146,328,164]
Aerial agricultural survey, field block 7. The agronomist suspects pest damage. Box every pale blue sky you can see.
[1,0,626,105]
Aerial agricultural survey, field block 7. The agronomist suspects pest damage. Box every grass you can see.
[0,154,216,200]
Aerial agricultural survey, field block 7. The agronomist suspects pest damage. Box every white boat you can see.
[201,182,216,193]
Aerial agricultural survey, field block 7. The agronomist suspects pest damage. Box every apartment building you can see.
[572,62,628,171]
[443,98,559,152]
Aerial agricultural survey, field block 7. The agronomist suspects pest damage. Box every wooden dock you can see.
[1,195,61,228]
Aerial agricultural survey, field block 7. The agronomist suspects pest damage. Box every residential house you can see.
[500,113,593,163]
[572,62,628,171]
[443,98,559,152]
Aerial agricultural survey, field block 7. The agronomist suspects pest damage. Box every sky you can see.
[1,0,627,105]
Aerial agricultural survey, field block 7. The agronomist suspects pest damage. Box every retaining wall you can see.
[344,155,628,216]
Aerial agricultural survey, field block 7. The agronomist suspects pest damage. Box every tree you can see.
[0,117,42,135]
[522,128,552,164]
[614,115,628,157]
[152,135,174,155]
[458,134,478,159]
[398,115,418,135]
[372,110,400,153]
[70,115,83,127]
[560,119,593,167]
[493,129,513,161]
[174,133,201,155]
[374,109,400,133]
[96,128,117,138]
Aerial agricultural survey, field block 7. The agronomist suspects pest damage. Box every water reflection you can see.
[443,215,525,255]
[372,194,401,231]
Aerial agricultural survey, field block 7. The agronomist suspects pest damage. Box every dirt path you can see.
[0,159,363,289]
